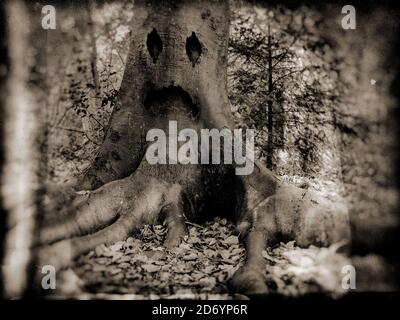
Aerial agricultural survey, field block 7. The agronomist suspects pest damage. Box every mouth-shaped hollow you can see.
[143,84,200,119]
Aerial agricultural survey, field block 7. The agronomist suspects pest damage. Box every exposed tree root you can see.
[231,182,350,295]
[37,166,190,271]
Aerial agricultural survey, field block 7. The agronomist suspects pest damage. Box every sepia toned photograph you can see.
[0,0,398,308]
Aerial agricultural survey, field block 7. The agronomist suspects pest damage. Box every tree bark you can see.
[80,0,235,190]
[1,0,46,298]
[0,0,9,299]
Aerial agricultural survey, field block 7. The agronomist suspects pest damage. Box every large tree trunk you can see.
[79,0,235,190]
[38,0,244,270]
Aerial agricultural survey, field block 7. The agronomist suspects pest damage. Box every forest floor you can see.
[50,217,350,299]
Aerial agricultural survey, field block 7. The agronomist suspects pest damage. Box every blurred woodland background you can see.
[1,0,399,298]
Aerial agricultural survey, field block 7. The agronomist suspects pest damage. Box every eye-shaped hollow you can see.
[186,32,202,67]
[147,28,163,63]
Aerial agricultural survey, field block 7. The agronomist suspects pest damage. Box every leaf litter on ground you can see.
[53,217,350,299]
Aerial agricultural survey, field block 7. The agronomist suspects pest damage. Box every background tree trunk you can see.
[0,0,47,298]
[0,0,9,299]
